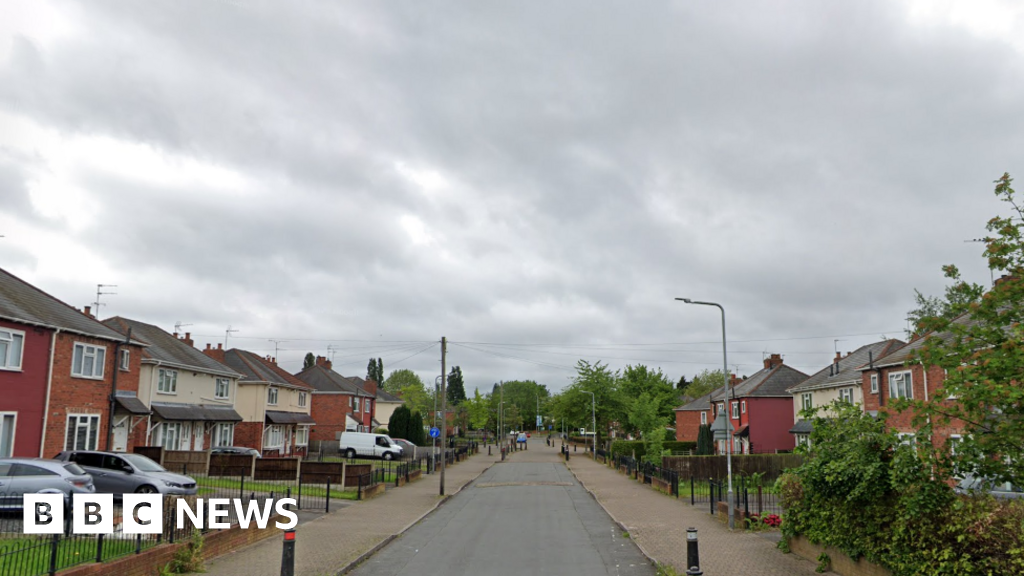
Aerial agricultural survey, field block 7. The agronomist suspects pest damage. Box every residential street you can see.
[349,453,654,576]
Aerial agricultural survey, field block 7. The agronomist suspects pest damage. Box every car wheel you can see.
[383,452,393,461]
[346,449,356,459]
[136,485,158,494]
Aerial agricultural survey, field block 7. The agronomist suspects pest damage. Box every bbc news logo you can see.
[23,494,298,534]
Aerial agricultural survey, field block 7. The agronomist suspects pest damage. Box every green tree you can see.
[388,405,411,440]
[465,388,491,430]
[303,352,315,370]
[552,361,625,447]
[696,424,714,455]
[489,380,550,431]
[408,411,426,446]
[676,375,690,390]
[366,358,384,384]
[627,392,667,465]
[383,368,424,395]
[682,369,726,401]
[902,173,1024,485]
[619,364,676,435]
[446,366,467,406]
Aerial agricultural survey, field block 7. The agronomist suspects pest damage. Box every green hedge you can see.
[610,440,696,460]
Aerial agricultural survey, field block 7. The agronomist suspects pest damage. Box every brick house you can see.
[103,318,244,451]
[294,356,375,442]
[0,267,148,457]
[371,386,403,431]
[786,339,903,446]
[674,389,722,443]
[203,346,314,457]
[708,354,808,454]
[858,332,965,449]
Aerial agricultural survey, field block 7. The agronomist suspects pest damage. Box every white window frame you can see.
[870,374,879,394]
[295,426,309,446]
[801,393,813,411]
[65,414,100,450]
[949,434,963,456]
[897,432,916,446]
[119,349,130,371]
[741,400,746,414]
[0,412,16,458]
[155,422,183,450]
[267,387,279,405]
[71,343,106,379]
[889,371,913,399]
[264,425,284,448]
[215,378,230,400]
[839,387,854,403]
[157,368,178,394]
[731,401,739,419]
[700,411,707,425]
[366,399,371,413]
[354,398,361,412]
[0,329,25,371]
[211,422,234,447]
[298,392,307,407]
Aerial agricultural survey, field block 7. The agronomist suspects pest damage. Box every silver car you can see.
[55,451,197,496]
[0,458,95,509]
[955,475,1024,499]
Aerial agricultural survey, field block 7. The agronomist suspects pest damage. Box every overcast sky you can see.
[2,1,1022,394]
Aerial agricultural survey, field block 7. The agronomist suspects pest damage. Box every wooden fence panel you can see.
[299,462,344,484]
[162,450,210,475]
[343,464,372,487]
[209,454,255,477]
[254,457,300,481]
[134,446,163,463]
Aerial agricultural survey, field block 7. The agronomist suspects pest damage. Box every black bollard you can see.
[685,527,702,575]
[488,445,492,456]
[281,530,296,576]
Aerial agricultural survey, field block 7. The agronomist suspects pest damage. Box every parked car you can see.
[53,451,197,496]
[391,439,418,459]
[517,432,527,444]
[0,458,95,509]
[338,432,403,460]
[210,446,261,458]
[955,474,1024,499]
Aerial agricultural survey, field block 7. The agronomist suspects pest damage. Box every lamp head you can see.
[675,297,693,303]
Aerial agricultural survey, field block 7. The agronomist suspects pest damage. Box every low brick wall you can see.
[396,476,407,488]
[651,476,671,494]
[360,483,386,500]
[788,535,892,576]
[618,465,629,475]
[408,469,423,482]
[60,517,284,576]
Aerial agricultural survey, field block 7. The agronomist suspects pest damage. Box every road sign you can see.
[429,427,440,438]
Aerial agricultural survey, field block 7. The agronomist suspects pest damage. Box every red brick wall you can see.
[861,364,964,447]
[675,410,705,442]
[42,332,143,457]
[233,421,264,452]
[310,393,353,442]
[0,320,52,457]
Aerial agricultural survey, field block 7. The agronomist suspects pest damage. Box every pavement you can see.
[203,449,499,576]
[561,442,833,576]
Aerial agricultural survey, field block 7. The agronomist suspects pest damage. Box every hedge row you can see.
[610,440,696,459]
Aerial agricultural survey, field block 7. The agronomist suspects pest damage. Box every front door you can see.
[193,423,204,450]
[111,419,129,452]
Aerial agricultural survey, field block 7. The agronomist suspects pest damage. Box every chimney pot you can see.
[217,343,223,350]
[83,306,92,318]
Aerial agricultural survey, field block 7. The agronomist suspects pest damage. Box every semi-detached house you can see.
[295,356,376,443]
[102,318,245,451]
[204,345,315,456]
[0,267,148,458]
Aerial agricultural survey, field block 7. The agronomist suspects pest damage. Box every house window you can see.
[801,393,813,411]
[215,378,230,399]
[65,414,100,450]
[796,434,810,448]
[155,422,183,450]
[119,349,130,371]
[741,400,746,414]
[298,392,307,407]
[839,388,854,403]
[0,413,16,457]
[0,329,25,370]
[71,343,106,379]
[731,402,739,419]
[870,374,879,394]
[366,399,372,413]
[157,369,178,394]
[717,403,724,415]
[295,426,309,446]
[700,411,707,425]
[211,423,234,447]
[949,434,963,455]
[264,425,284,448]
[897,432,915,446]
[354,398,360,412]
[889,371,913,399]
[267,387,278,405]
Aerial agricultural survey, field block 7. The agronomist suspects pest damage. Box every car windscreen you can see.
[121,453,167,472]
[63,463,87,476]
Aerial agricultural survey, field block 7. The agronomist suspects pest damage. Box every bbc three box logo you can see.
[23,494,298,534]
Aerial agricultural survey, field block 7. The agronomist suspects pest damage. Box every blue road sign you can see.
[429,426,440,438]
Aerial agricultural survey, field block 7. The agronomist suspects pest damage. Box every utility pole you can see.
[439,337,448,496]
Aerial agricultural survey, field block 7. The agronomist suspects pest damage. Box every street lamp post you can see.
[581,390,596,460]
[676,297,735,530]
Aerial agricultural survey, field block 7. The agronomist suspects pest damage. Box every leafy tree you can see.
[627,392,667,465]
[619,364,676,435]
[905,280,983,338]
[682,369,726,401]
[902,173,1024,484]
[383,369,424,395]
[465,388,491,430]
[696,424,714,455]
[446,366,467,406]
[398,382,433,420]
[489,380,550,431]
[303,353,315,369]
[408,411,426,446]
[551,361,625,446]
[676,375,690,390]
[388,405,411,440]
[366,358,384,384]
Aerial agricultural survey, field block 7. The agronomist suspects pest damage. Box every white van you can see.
[338,432,404,460]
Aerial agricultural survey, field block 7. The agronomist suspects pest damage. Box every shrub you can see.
[610,440,696,460]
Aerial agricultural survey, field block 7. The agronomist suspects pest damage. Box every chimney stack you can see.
[763,353,783,370]
[203,342,225,363]
[728,373,742,387]
[363,379,378,396]
[83,306,93,318]
[315,356,333,370]
[180,332,194,347]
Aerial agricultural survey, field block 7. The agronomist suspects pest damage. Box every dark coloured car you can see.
[0,458,95,509]
[392,439,417,459]
[211,446,261,458]
[54,451,197,496]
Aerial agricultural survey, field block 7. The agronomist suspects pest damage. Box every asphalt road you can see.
[349,459,655,576]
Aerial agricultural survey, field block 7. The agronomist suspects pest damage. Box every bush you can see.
[610,440,696,460]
